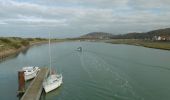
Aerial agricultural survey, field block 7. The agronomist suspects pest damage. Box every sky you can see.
[0,0,170,38]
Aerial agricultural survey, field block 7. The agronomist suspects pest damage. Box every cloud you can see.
[0,21,7,25]
[129,0,170,9]
[0,0,170,37]
[35,0,129,8]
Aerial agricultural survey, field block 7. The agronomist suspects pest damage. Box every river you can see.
[0,42,170,100]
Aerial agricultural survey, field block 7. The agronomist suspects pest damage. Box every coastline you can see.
[106,39,170,51]
[0,41,48,60]
[1,38,169,60]
[0,39,72,60]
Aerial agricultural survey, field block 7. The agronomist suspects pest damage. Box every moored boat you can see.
[22,66,40,81]
[43,33,63,93]
[43,74,63,93]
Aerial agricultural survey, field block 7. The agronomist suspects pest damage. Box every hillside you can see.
[80,28,170,40]
[116,28,170,39]
[80,32,114,39]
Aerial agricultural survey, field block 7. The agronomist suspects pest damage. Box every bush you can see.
[10,43,21,49]
[0,38,11,43]
[27,38,34,41]
[21,40,30,46]
[35,38,44,41]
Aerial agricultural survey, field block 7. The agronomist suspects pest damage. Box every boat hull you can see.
[23,67,40,81]
[43,75,63,93]
[24,70,38,81]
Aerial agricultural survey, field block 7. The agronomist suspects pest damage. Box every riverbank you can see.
[0,37,45,59]
[0,37,69,60]
[1,37,169,60]
[107,39,170,50]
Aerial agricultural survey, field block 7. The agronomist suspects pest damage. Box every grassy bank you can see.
[0,37,48,51]
[0,37,69,59]
[0,37,48,59]
[1,37,169,60]
[108,39,170,50]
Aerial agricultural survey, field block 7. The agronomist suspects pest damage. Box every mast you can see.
[49,33,52,75]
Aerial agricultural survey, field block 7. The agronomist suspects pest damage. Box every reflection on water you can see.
[0,53,19,63]
[0,46,31,63]
[21,47,30,55]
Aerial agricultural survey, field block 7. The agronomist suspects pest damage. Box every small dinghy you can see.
[76,47,82,52]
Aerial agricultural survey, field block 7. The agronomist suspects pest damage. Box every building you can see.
[153,35,170,41]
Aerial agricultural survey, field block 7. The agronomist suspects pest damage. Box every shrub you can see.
[21,40,30,46]
[10,43,21,49]
[0,38,11,43]
[35,38,44,41]
[27,38,34,41]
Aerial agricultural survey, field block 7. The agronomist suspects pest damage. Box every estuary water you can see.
[0,42,170,100]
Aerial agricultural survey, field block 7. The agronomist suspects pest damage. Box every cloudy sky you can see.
[0,0,170,38]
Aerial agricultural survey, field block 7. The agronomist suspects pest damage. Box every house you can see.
[154,35,170,41]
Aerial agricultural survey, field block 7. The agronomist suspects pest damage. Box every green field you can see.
[108,39,170,50]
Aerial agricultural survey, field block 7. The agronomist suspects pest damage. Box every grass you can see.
[108,39,170,50]
[1,37,169,59]
[0,37,47,52]
[0,37,74,58]
[0,37,73,59]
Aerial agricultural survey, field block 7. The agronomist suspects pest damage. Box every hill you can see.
[116,28,170,39]
[80,32,114,39]
[80,28,170,40]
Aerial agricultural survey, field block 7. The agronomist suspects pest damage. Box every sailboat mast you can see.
[49,33,52,75]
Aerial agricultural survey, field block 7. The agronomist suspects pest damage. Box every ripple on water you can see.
[81,50,144,100]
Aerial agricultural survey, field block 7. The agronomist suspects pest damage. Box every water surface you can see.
[0,42,170,100]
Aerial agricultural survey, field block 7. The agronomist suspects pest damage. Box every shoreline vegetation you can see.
[73,38,170,50]
[106,39,170,50]
[1,28,170,60]
[0,37,170,60]
[0,37,69,60]
[78,27,170,50]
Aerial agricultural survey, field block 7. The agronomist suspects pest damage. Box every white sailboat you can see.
[22,66,40,81]
[43,34,63,93]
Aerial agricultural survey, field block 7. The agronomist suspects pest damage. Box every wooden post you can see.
[18,71,25,94]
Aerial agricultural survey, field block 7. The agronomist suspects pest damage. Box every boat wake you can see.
[81,50,144,100]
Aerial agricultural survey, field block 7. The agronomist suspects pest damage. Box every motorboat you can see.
[76,47,82,52]
[22,66,40,81]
